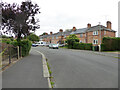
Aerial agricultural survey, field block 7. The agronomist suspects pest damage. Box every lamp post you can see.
[99,22,101,52]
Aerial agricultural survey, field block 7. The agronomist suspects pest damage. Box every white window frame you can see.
[93,31,98,35]
[64,36,66,38]
[93,39,98,44]
[52,37,54,39]
[80,40,82,43]
[104,31,106,35]
[80,34,83,37]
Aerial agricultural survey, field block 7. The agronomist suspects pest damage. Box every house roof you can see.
[40,24,116,39]
[87,25,116,32]
[70,28,87,34]
[64,31,72,36]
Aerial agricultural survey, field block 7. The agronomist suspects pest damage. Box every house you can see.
[40,21,116,46]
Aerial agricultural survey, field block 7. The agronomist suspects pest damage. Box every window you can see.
[80,34,83,37]
[104,31,106,35]
[52,37,54,39]
[93,31,98,35]
[93,39,98,44]
[80,40,82,43]
[56,36,58,39]
[84,39,86,43]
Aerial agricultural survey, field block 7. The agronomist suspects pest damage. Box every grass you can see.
[46,59,55,88]
[59,46,68,49]
[102,51,120,52]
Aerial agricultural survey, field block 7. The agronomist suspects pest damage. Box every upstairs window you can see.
[80,34,83,37]
[52,37,54,39]
[104,31,106,35]
[93,31,98,35]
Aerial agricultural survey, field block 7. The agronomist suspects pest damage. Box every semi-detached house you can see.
[39,21,116,46]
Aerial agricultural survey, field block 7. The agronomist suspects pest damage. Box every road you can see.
[2,49,48,88]
[33,46,118,88]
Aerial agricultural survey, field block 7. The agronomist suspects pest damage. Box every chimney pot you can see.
[72,27,76,31]
[50,32,53,35]
[107,21,112,29]
[87,23,91,28]
[59,29,63,32]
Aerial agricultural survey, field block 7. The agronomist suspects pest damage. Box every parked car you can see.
[36,41,46,46]
[32,43,38,47]
[45,43,49,47]
[49,44,59,49]
[58,44,65,47]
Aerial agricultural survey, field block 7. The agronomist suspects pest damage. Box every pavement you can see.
[2,49,48,88]
[33,46,118,88]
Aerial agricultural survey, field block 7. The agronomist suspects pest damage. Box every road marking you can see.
[35,50,52,88]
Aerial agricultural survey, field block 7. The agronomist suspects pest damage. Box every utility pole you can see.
[99,22,101,52]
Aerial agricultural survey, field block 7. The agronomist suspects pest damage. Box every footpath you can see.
[2,49,48,88]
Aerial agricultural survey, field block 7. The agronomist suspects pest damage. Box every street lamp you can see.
[99,22,101,52]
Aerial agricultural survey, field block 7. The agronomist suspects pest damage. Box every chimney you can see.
[72,27,76,31]
[59,29,63,32]
[50,32,53,35]
[87,23,91,28]
[107,21,112,29]
[45,33,48,35]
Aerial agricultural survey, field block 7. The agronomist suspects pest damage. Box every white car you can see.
[49,44,59,49]
[36,41,46,46]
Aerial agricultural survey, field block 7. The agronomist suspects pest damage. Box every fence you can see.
[0,43,22,70]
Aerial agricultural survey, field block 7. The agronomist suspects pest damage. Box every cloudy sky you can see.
[2,0,119,36]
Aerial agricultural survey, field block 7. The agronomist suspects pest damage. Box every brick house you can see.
[40,21,116,46]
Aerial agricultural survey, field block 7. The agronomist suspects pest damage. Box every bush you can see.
[20,40,32,57]
[11,39,32,57]
[73,42,92,50]
[101,37,120,51]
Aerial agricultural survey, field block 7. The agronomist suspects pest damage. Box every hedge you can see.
[11,39,32,57]
[72,42,92,50]
[101,37,120,51]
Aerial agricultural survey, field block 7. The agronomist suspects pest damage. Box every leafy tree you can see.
[28,33,39,42]
[66,34,79,48]
[1,1,40,42]
[41,32,47,35]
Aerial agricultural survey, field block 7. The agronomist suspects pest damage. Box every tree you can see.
[28,33,39,42]
[41,32,47,35]
[66,34,79,48]
[1,1,40,42]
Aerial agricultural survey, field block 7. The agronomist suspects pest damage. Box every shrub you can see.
[101,37,120,51]
[20,40,32,57]
[84,43,92,50]
[66,34,79,49]
[11,39,32,57]
[73,42,92,50]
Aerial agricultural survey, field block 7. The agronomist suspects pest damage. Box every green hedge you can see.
[101,37,120,51]
[20,40,32,57]
[72,42,92,50]
[11,39,32,57]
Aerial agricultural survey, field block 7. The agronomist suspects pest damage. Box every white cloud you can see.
[2,0,119,36]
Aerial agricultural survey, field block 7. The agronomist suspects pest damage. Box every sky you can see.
[2,0,119,37]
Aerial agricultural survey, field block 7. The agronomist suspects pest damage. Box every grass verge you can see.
[46,59,55,88]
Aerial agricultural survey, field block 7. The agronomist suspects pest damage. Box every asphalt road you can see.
[2,49,48,88]
[33,46,118,88]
